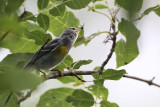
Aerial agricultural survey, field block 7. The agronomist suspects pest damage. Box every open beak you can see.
[76,25,84,33]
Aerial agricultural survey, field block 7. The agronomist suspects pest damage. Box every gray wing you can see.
[24,38,62,69]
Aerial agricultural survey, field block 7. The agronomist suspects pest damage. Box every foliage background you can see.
[1,0,160,107]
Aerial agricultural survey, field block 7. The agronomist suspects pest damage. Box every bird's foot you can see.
[50,69,63,77]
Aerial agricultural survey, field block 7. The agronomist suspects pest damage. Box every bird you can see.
[24,27,83,72]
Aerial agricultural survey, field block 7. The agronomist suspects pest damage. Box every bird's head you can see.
[60,26,83,42]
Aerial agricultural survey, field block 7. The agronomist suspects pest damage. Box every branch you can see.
[98,32,117,74]
[98,8,118,74]
[47,70,160,88]
[123,75,160,87]
[47,70,97,79]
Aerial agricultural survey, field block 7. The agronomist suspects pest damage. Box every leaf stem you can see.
[86,31,111,42]
[93,10,115,25]
[131,5,160,22]
[123,75,160,87]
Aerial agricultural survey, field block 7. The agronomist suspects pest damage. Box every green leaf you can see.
[20,11,37,22]
[154,6,160,17]
[0,70,42,90]
[38,0,49,10]
[5,0,24,14]
[88,79,108,100]
[72,59,92,69]
[0,32,40,53]
[25,30,52,45]
[58,75,84,86]
[115,19,140,68]
[0,16,22,33]
[66,89,94,107]
[66,0,92,9]
[92,66,104,79]
[37,88,74,107]
[21,21,45,33]
[49,11,79,36]
[100,100,119,107]
[116,0,143,12]
[0,21,47,53]
[0,53,33,72]
[37,14,50,31]
[0,54,42,90]
[0,0,6,14]
[102,69,126,80]
[143,5,159,15]
[49,4,66,16]
[92,0,103,3]
[49,10,85,47]
[95,4,108,9]
[0,90,19,107]
[143,5,160,17]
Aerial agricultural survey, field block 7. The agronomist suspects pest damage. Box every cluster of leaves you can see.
[1,0,160,107]
[37,68,126,107]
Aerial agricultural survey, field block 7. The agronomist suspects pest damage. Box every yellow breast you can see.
[55,45,68,56]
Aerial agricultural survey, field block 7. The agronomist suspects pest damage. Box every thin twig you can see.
[71,71,86,82]
[86,31,111,42]
[66,67,86,82]
[93,10,115,25]
[98,8,118,74]
[0,31,10,42]
[4,92,13,106]
[123,75,160,87]
[17,90,32,104]
[98,34,117,74]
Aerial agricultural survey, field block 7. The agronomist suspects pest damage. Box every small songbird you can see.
[24,27,83,72]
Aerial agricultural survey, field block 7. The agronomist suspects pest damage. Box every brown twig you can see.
[47,70,97,79]
[0,31,10,42]
[47,70,160,87]
[66,67,86,82]
[4,92,13,106]
[123,75,160,87]
[98,8,118,74]
[98,33,117,74]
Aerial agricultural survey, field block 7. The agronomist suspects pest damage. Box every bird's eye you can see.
[70,35,74,39]
[71,27,76,30]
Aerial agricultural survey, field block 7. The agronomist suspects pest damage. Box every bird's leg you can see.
[37,68,47,80]
[50,69,63,77]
